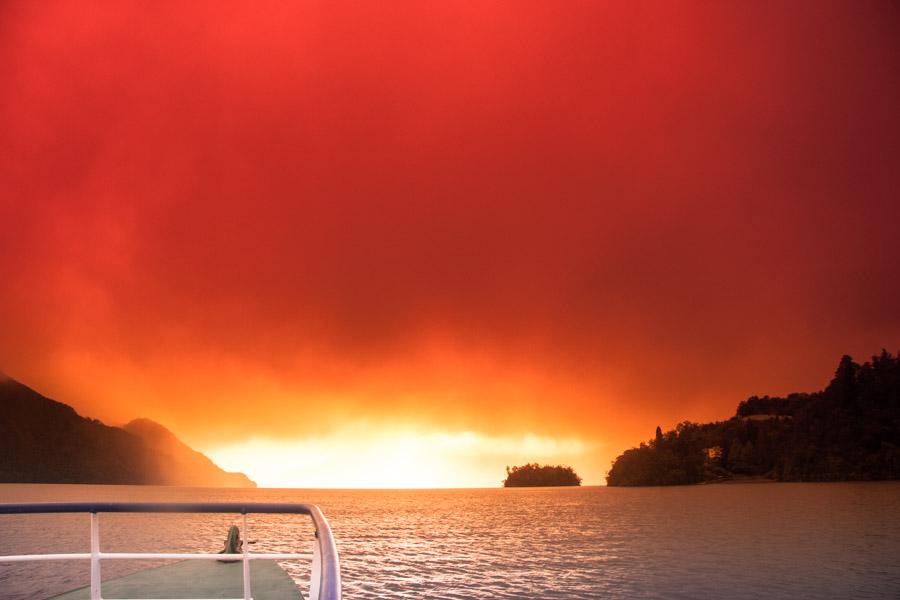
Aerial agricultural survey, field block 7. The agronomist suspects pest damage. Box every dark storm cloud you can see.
[1,2,899,455]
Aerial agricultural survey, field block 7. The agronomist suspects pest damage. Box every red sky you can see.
[2,2,899,486]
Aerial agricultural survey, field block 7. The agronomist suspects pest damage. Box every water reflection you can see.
[1,483,899,599]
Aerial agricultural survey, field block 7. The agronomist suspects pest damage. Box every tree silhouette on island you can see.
[607,350,900,486]
[503,463,582,487]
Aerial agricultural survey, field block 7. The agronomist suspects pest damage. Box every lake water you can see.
[1,483,899,599]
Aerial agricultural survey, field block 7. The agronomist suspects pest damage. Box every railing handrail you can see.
[0,502,341,600]
[0,502,315,515]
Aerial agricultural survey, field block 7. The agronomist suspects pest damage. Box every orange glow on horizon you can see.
[204,427,599,488]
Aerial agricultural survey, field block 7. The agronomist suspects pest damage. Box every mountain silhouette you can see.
[0,375,255,487]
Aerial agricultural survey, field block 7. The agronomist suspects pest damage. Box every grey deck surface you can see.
[50,560,303,599]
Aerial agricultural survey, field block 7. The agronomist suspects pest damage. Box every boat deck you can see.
[50,559,303,600]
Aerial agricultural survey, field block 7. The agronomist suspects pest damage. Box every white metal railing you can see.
[0,502,341,600]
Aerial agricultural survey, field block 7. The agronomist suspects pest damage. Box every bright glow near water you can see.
[1,483,899,599]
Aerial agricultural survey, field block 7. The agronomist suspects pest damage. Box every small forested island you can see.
[607,351,900,486]
[503,463,582,487]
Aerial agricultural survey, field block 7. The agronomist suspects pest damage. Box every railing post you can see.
[242,513,251,600]
[90,512,101,600]
[310,530,322,600]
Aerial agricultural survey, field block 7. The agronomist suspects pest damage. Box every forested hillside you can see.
[607,351,900,486]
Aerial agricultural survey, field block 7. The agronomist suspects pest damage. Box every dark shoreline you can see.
[606,352,900,487]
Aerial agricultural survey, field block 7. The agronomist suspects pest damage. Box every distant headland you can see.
[503,463,582,487]
[0,375,256,487]
[607,351,900,486]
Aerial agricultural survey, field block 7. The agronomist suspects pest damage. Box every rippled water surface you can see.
[2,483,900,599]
